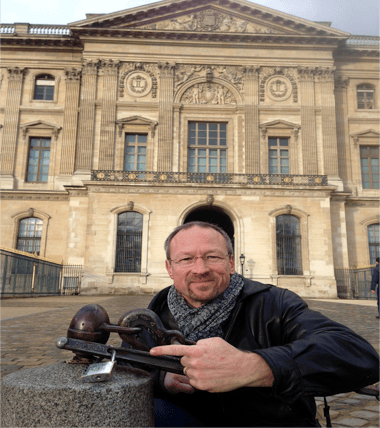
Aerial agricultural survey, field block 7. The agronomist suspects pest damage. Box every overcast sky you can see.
[2,0,379,36]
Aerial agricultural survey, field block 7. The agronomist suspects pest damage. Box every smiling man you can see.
[145,221,379,427]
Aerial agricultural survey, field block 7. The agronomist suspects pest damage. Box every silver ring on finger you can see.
[183,367,189,377]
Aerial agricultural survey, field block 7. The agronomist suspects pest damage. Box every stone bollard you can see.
[1,362,154,427]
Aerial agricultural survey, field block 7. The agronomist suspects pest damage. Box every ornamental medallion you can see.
[266,76,292,102]
[126,71,152,97]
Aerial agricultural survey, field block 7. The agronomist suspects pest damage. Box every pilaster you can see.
[243,66,260,174]
[157,62,175,171]
[317,68,339,178]
[297,67,318,175]
[1,67,25,185]
[334,76,351,186]
[59,68,81,175]
[98,60,120,170]
[75,60,99,174]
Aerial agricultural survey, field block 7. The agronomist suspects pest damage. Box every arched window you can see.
[276,215,302,275]
[17,217,43,254]
[34,74,55,101]
[368,224,379,265]
[115,212,143,272]
[357,84,375,110]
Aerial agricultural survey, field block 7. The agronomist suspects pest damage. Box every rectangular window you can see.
[368,224,379,265]
[124,134,147,171]
[269,138,289,174]
[360,146,379,189]
[188,122,227,173]
[26,138,51,182]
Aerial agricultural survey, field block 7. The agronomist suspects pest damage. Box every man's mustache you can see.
[186,273,216,284]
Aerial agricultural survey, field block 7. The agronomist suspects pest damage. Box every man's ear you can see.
[229,255,235,275]
[165,259,174,279]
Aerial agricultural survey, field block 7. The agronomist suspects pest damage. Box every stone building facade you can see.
[1,0,379,297]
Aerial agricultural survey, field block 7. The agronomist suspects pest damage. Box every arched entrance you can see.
[184,206,234,248]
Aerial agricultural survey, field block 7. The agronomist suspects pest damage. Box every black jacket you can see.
[371,264,379,291]
[147,277,379,427]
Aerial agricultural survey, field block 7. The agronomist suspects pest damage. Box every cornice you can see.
[1,190,69,201]
[1,36,82,49]
[71,28,343,47]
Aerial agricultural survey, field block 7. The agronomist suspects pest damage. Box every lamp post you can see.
[239,254,245,277]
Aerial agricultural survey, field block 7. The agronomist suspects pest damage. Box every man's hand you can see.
[164,372,196,394]
[150,337,274,393]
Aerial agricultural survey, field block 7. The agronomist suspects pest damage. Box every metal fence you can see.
[1,248,82,296]
[335,267,377,299]
[61,264,83,295]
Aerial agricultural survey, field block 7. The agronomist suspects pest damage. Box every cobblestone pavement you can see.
[1,295,379,427]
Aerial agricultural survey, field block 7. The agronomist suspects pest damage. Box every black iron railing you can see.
[1,248,61,296]
[335,266,377,299]
[1,248,83,296]
[92,170,328,186]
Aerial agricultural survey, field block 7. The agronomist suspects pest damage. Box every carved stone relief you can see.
[175,64,244,95]
[140,10,283,34]
[119,63,158,98]
[181,83,236,105]
[260,67,298,102]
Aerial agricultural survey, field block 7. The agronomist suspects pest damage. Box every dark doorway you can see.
[184,206,234,249]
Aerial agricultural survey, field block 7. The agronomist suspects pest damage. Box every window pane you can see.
[198,124,207,130]
[268,139,277,146]
[276,215,302,275]
[137,135,147,143]
[126,135,136,143]
[115,212,143,272]
[198,138,207,145]
[209,124,218,131]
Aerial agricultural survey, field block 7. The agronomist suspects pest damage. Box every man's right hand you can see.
[164,372,196,394]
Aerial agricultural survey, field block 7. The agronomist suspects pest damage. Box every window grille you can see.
[34,74,55,101]
[269,138,289,174]
[276,215,302,275]
[368,224,379,265]
[26,137,51,182]
[17,218,43,255]
[125,134,147,171]
[357,84,375,109]
[115,212,143,272]
[188,122,227,173]
[360,145,379,189]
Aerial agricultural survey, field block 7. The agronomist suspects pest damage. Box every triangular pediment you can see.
[350,129,380,139]
[70,0,349,38]
[260,120,300,130]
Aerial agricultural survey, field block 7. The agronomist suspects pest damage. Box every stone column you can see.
[157,62,175,171]
[318,68,339,178]
[98,60,120,170]
[59,68,82,175]
[75,60,99,173]
[297,67,318,175]
[243,66,260,174]
[1,67,25,184]
[334,76,351,185]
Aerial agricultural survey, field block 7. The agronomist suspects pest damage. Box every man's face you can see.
[165,226,235,308]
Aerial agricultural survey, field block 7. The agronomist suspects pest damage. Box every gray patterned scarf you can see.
[167,272,244,342]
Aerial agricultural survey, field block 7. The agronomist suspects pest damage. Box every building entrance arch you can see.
[184,206,235,249]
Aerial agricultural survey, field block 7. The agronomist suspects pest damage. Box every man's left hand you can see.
[150,337,274,393]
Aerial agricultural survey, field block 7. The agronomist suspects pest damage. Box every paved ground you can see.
[1,294,379,427]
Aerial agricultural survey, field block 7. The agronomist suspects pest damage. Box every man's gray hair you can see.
[164,221,233,260]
